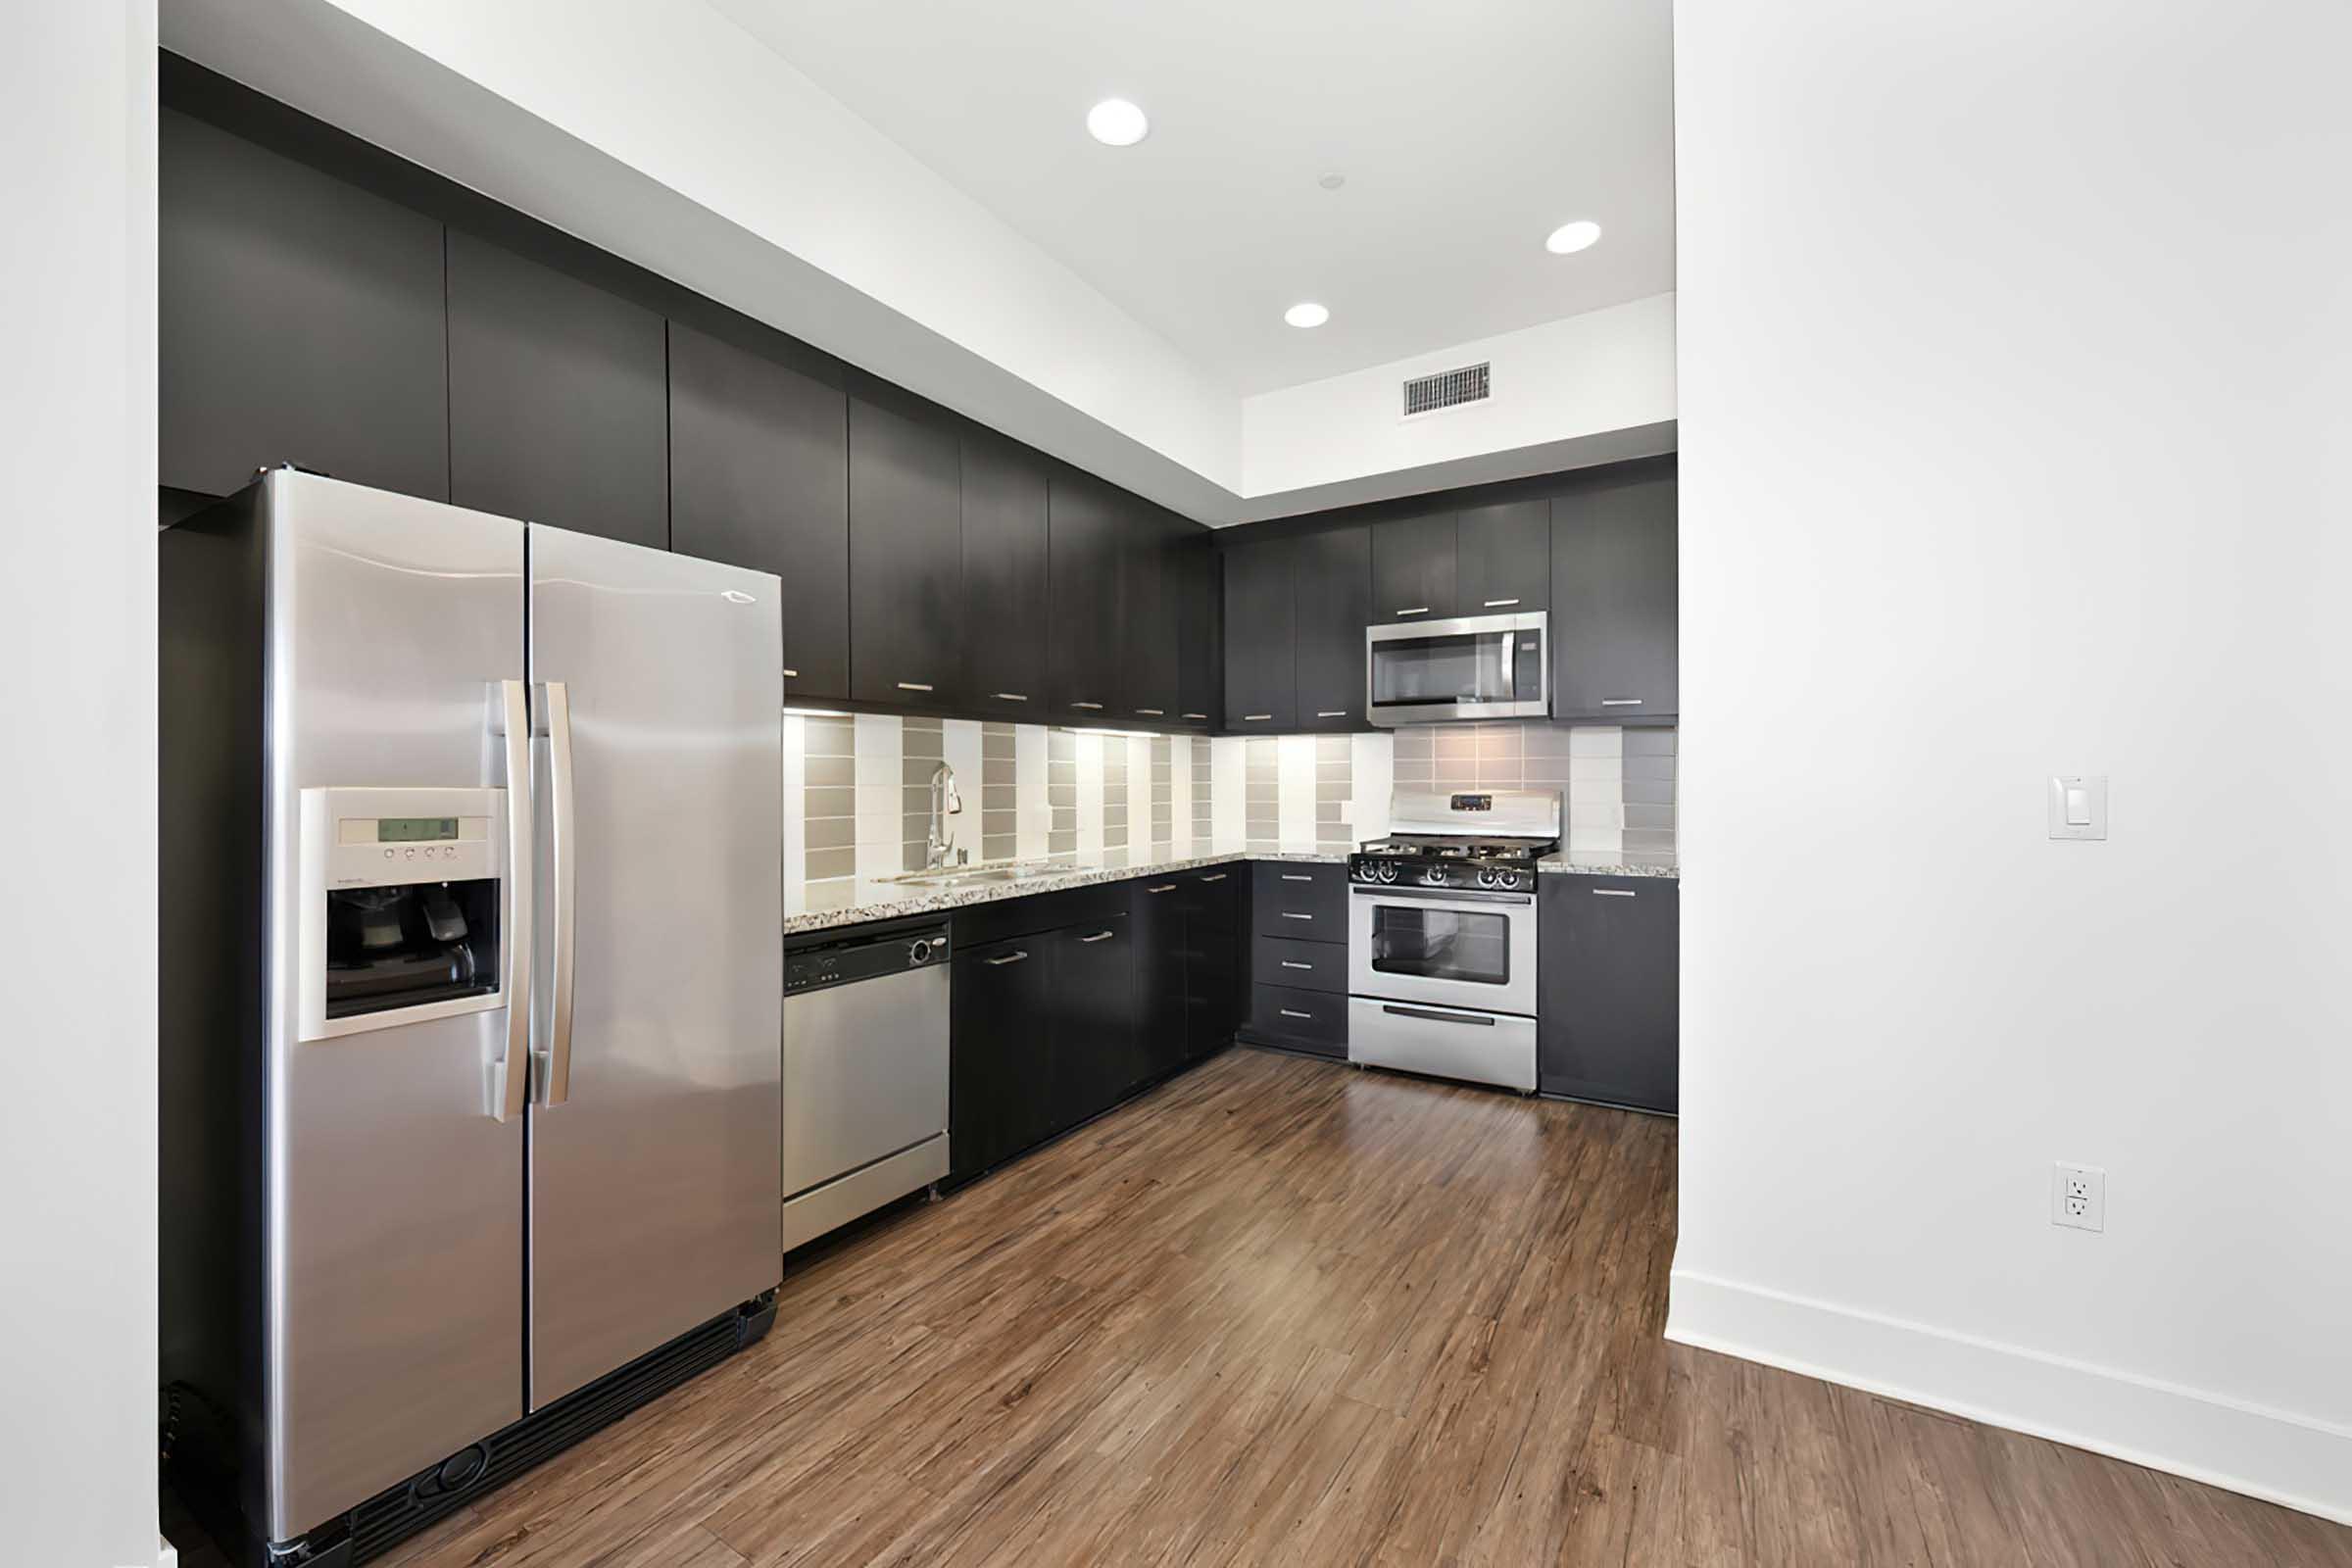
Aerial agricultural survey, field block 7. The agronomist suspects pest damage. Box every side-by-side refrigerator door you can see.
[525,524,784,1408]
[267,471,528,1543]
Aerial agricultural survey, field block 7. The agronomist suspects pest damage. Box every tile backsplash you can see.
[782,714,1675,901]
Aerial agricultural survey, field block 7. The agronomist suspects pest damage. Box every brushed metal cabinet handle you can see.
[1079,929,1117,943]
[898,681,934,693]
[1181,712,1208,720]
[1316,710,1347,718]
[1280,911,1314,921]
[1382,1004,1495,1027]
[1279,960,1313,971]
[983,949,1031,965]
[1483,598,1520,608]
[1137,708,1165,716]
[781,667,800,678]
[994,692,1028,702]
[1395,607,1430,616]
[1243,713,1272,722]
[1593,888,1638,898]
[1600,698,1642,707]
[1146,883,1178,894]
[1073,701,1104,710]
[1281,873,1313,882]
[1279,1008,1314,1021]
[1199,873,1229,883]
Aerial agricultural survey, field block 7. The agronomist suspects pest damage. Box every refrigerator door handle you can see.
[492,679,533,1122]
[543,680,578,1105]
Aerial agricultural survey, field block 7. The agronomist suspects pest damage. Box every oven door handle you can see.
[1381,1004,1497,1027]
[1350,884,1533,907]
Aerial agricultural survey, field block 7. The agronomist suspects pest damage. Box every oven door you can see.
[1348,883,1537,1016]
[1365,610,1548,726]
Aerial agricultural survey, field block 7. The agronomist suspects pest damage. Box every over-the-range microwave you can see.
[1365,610,1549,726]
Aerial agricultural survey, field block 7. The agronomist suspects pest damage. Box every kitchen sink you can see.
[881,860,1071,890]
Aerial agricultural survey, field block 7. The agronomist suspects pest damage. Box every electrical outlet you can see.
[2052,1161,2105,1232]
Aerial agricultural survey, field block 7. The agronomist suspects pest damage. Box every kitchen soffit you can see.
[708,0,1676,396]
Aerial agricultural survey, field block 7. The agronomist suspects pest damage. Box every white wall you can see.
[1671,0,2352,1524]
[1238,292,1677,514]
[0,5,164,1566]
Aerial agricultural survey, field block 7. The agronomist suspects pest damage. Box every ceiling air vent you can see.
[1401,362,1492,418]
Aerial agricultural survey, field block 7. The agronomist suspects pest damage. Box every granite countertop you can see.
[785,841,1677,937]
[1537,853,1682,881]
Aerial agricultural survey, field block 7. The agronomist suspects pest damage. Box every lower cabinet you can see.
[948,871,1242,1186]
[1537,875,1680,1112]
[1243,861,1350,1058]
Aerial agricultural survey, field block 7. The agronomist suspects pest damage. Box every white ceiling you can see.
[709,0,1676,396]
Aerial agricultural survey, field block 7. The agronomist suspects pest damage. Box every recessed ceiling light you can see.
[1545,220,1602,255]
[1318,172,1347,191]
[1284,302,1330,329]
[1086,99,1149,147]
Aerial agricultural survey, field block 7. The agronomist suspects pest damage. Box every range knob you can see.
[1477,867,1498,889]
[1378,860,1398,883]
[1496,868,1521,889]
[1421,864,1447,887]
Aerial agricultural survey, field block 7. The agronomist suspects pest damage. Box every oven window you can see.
[1367,905,1512,987]
[1369,630,1537,710]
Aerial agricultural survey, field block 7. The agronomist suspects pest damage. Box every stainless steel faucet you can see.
[924,761,963,869]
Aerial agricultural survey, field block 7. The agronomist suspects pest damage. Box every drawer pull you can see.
[897,681,935,693]
[1482,598,1520,608]
[1280,911,1314,921]
[1593,888,1638,898]
[1242,713,1273,722]
[1146,883,1178,894]
[1079,929,1117,943]
[1137,708,1165,716]
[1600,698,1642,707]
[1395,607,1430,617]
[994,692,1029,702]
[1382,1004,1494,1028]
[1072,701,1105,710]
[1279,1008,1314,1021]
[1281,873,1313,882]
[1279,960,1313,971]
[1182,712,1208,720]
[781,667,800,678]
[1316,710,1348,719]
[983,950,1030,966]
[1199,873,1229,883]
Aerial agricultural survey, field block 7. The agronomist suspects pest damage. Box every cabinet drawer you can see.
[1252,934,1345,995]
[1251,861,1348,941]
[1248,982,1347,1055]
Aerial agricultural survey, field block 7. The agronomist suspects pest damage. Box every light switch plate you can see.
[2048,774,2107,841]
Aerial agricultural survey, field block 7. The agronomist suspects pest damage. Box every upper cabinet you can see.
[667,320,850,697]
[447,231,668,549]
[1120,512,1184,723]
[848,384,963,707]
[1292,526,1371,730]
[1174,536,1223,728]
[1370,511,1458,623]
[1456,498,1551,614]
[1551,466,1678,722]
[959,430,1052,717]
[160,109,449,503]
[1048,470,1123,719]
[1221,537,1297,731]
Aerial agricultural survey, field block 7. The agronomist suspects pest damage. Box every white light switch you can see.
[2048,774,2107,841]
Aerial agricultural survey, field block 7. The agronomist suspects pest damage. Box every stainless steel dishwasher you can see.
[779,920,951,1252]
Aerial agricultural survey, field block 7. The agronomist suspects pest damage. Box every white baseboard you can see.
[1665,1268,2352,1529]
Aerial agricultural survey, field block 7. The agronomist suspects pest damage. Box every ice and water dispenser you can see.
[297,786,512,1041]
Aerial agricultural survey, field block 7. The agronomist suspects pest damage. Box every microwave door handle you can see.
[491,680,533,1123]
[542,680,577,1105]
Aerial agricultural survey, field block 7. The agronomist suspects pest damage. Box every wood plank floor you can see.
[183,1048,2352,1567]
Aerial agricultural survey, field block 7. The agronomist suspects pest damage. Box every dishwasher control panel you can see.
[785,923,952,996]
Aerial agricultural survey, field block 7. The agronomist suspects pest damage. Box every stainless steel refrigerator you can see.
[161,469,782,1565]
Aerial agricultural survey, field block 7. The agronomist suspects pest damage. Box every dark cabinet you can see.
[667,320,850,696]
[161,109,450,503]
[1291,526,1371,730]
[1185,868,1244,1060]
[1048,913,1138,1134]
[951,936,1054,1183]
[1174,536,1223,728]
[1538,875,1680,1112]
[848,387,962,706]
[447,230,668,548]
[1133,877,1192,1083]
[1370,511,1458,623]
[1552,467,1677,721]
[1119,513,1182,722]
[1222,537,1297,731]
[1048,471,1123,718]
[1456,498,1551,614]
[1243,861,1349,1058]
[959,431,1052,716]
